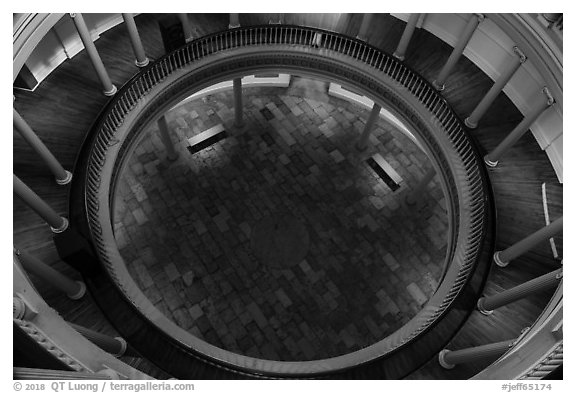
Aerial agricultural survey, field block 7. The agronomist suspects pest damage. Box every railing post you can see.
[356,14,374,42]
[229,13,240,29]
[70,323,129,357]
[356,102,381,150]
[157,116,178,161]
[465,46,527,128]
[393,13,421,61]
[477,268,562,315]
[14,248,86,300]
[233,78,245,128]
[13,174,69,233]
[438,339,516,369]
[484,87,554,167]
[493,217,562,267]
[433,14,484,91]
[405,168,436,205]
[122,13,149,67]
[70,13,117,96]
[13,108,72,185]
[177,13,194,43]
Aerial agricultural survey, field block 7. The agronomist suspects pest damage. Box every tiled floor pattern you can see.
[113,79,450,361]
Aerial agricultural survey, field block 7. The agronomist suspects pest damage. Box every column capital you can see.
[513,46,527,63]
[542,87,555,106]
[475,13,485,22]
[69,13,78,18]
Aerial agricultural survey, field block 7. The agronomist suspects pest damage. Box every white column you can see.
[493,217,562,267]
[356,103,381,150]
[14,248,86,300]
[229,13,240,29]
[432,14,484,91]
[233,78,245,128]
[439,339,516,369]
[356,14,374,42]
[477,268,562,315]
[157,116,178,161]
[484,87,554,167]
[465,46,527,128]
[122,13,149,67]
[70,323,128,357]
[178,13,194,43]
[393,13,421,61]
[13,174,68,233]
[13,108,72,185]
[70,13,117,96]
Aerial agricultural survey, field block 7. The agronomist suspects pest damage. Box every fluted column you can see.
[70,323,128,357]
[157,116,178,161]
[13,175,68,233]
[15,248,86,300]
[405,168,436,205]
[438,339,516,369]
[229,13,240,29]
[477,268,562,315]
[356,103,381,150]
[13,367,114,380]
[484,87,554,167]
[122,13,149,67]
[494,217,562,267]
[13,109,72,185]
[393,13,421,61]
[356,14,374,42]
[70,13,117,96]
[433,14,484,91]
[465,46,527,128]
[233,78,245,128]
[177,13,193,43]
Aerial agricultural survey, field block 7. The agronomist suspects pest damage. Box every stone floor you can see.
[112,77,449,361]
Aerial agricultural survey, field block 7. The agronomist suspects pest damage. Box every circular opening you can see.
[111,76,450,361]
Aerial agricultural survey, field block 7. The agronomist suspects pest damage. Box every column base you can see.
[135,58,150,68]
[113,337,128,357]
[464,117,478,129]
[393,52,405,61]
[234,121,245,129]
[476,297,494,316]
[268,20,282,25]
[438,349,455,369]
[228,23,240,29]
[356,35,368,42]
[493,251,509,267]
[432,80,445,91]
[103,84,118,97]
[50,217,69,234]
[67,281,87,300]
[484,157,499,168]
[55,170,73,186]
[167,152,179,162]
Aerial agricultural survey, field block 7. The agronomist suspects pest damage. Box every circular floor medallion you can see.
[251,213,310,268]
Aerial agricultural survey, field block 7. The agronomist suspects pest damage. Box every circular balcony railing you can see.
[75,25,492,378]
